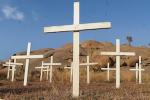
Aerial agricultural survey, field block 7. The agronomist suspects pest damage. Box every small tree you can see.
[148,43,150,47]
[126,36,133,46]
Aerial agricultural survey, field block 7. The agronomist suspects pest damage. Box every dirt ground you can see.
[0,80,150,100]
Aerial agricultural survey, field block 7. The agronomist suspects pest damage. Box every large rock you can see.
[126,57,139,67]
[91,55,115,71]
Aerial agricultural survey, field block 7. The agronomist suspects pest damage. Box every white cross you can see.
[101,39,135,88]
[64,62,73,82]
[3,59,23,82]
[101,63,116,81]
[11,42,44,86]
[36,56,61,83]
[80,56,98,84]
[44,1,111,97]
[35,61,49,81]
[130,56,144,84]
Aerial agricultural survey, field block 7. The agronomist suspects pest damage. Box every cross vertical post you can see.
[116,39,120,88]
[40,61,44,81]
[87,56,90,84]
[7,60,11,79]
[80,56,98,84]
[139,56,142,84]
[135,63,139,83]
[50,56,53,83]
[107,63,110,81]
[70,62,73,82]
[11,59,16,82]
[101,63,116,81]
[73,1,80,97]
[44,0,111,97]
[23,42,31,86]
[130,56,144,84]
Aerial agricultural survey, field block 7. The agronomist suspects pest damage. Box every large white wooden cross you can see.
[130,56,145,84]
[3,59,23,82]
[80,56,98,84]
[36,56,61,83]
[101,63,116,81]
[11,42,44,86]
[44,1,111,97]
[101,39,136,88]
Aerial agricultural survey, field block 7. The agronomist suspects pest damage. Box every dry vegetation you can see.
[0,40,150,99]
[0,67,150,100]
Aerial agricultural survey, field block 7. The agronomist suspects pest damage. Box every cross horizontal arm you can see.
[3,64,15,67]
[64,67,72,69]
[80,63,98,66]
[101,52,135,56]
[130,69,145,71]
[44,22,111,33]
[5,62,23,66]
[101,68,116,70]
[11,55,44,59]
[43,63,61,66]
[35,66,49,69]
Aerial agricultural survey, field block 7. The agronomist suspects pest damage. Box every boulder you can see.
[91,55,115,71]
[126,57,139,67]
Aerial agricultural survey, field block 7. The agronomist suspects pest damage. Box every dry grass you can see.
[0,66,150,99]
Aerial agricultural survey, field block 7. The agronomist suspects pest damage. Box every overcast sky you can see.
[0,0,150,60]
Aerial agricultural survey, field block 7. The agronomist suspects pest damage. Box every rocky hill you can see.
[0,40,150,81]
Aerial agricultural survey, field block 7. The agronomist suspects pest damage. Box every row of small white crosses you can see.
[11,42,44,86]
[101,39,136,89]
[3,59,23,82]
[102,57,145,84]
[64,56,98,84]
[130,56,145,84]
[35,56,61,83]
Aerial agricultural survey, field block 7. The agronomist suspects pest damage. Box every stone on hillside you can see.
[126,57,139,67]
[91,55,115,71]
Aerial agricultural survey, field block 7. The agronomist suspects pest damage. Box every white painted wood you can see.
[40,61,44,81]
[3,59,23,81]
[11,59,16,82]
[43,63,61,66]
[72,1,80,98]
[80,63,98,66]
[87,56,90,84]
[35,65,50,81]
[139,56,144,84]
[101,63,116,81]
[11,42,44,86]
[80,56,98,84]
[64,62,73,82]
[116,39,120,89]
[7,60,11,79]
[101,52,135,56]
[70,62,73,82]
[35,56,61,82]
[130,63,139,82]
[44,1,111,98]
[49,56,53,83]
[129,56,144,84]
[44,22,111,33]
[23,42,31,86]
[5,62,23,66]
[11,55,44,59]
[101,39,136,89]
